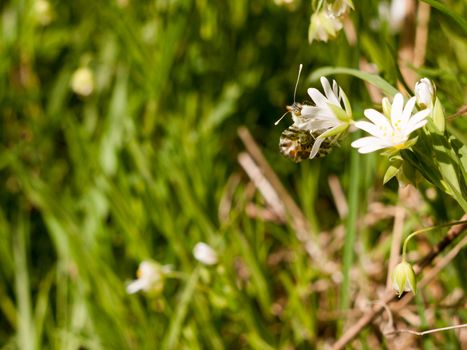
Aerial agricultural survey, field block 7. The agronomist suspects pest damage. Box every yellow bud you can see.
[392,260,416,297]
[71,67,94,97]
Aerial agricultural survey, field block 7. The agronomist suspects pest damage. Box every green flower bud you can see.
[431,97,445,133]
[392,260,416,297]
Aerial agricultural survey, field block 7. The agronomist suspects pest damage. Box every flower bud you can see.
[415,78,436,110]
[391,260,416,297]
[431,97,445,133]
[71,67,94,97]
[193,242,218,266]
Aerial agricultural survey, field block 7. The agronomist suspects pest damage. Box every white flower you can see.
[389,0,408,32]
[126,260,170,294]
[308,1,353,43]
[71,67,94,96]
[414,78,436,110]
[193,242,218,266]
[308,10,343,43]
[116,0,130,7]
[295,77,352,133]
[273,0,295,7]
[351,93,430,154]
[34,0,53,26]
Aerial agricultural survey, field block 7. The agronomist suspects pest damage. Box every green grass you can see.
[1,0,466,349]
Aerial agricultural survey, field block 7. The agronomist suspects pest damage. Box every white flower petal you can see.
[354,121,387,138]
[357,142,388,154]
[363,109,392,130]
[300,105,319,116]
[320,77,340,106]
[399,96,416,128]
[307,88,328,107]
[352,136,390,153]
[193,242,218,265]
[351,136,380,148]
[309,137,325,159]
[312,108,339,121]
[390,93,404,122]
[408,108,430,126]
[404,119,427,135]
[126,280,147,294]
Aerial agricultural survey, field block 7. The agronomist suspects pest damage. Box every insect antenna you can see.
[292,63,303,103]
[274,110,289,126]
[274,64,303,126]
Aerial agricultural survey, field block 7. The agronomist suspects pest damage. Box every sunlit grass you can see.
[1,0,466,349]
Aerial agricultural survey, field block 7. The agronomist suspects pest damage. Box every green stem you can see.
[402,219,467,260]
[339,143,360,335]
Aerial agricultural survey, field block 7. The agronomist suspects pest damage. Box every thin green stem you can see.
[402,219,467,260]
[339,143,360,335]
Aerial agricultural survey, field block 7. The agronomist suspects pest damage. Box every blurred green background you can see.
[1,0,466,349]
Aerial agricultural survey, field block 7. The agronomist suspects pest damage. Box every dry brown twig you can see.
[398,0,417,88]
[237,126,339,273]
[385,323,467,337]
[413,2,431,67]
[328,175,348,219]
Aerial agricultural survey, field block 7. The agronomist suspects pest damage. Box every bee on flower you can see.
[277,64,353,162]
[289,76,352,159]
[297,76,353,133]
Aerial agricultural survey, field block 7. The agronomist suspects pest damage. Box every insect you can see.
[276,64,336,162]
[279,126,334,162]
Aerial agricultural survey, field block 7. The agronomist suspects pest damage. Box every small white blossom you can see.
[308,10,343,43]
[414,78,436,110]
[295,77,352,133]
[351,93,430,154]
[34,0,53,26]
[389,0,408,32]
[273,0,295,7]
[308,1,353,43]
[71,67,94,96]
[126,260,170,294]
[116,0,130,7]
[392,260,416,297]
[193,242,218,266]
